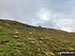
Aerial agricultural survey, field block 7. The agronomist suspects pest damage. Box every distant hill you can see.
[0,19,75,56]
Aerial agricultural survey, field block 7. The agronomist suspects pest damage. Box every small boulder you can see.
[13,35,19,38]
[29,32,32,34]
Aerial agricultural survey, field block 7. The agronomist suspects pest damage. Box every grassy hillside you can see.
[0,19,75,56]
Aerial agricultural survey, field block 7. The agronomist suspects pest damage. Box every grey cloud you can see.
[0,0,75,32]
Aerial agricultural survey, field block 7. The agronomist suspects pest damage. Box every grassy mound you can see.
[0,19,75,56]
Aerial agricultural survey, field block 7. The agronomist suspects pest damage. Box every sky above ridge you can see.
[0,0,75,32]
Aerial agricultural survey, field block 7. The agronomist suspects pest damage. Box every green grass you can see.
[0,19,75,56]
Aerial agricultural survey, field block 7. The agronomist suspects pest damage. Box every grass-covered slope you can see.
[0,19,75,56]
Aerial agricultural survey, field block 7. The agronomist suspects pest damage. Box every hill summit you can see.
[0,19,75,56]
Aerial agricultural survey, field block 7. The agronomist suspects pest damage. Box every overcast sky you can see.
[0,0,75,32]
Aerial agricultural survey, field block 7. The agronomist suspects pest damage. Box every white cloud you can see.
[55,19,75,32]
[0,0,75,32]
[37,8,51,21]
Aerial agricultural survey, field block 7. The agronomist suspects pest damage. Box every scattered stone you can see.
[49,52,55,56]
[44,52,49,56]
[31,41,36,44]
[38,26,42,28]
[15,31,19,34]
[68,33,73,36]
[15,42,25,47]
[24,27,35,31]
[29,32,32,34]
[40,37,45,40]
[13,35,19,38]
[27,38,35,41]
[44,51,55,56]
[37,54,42,56]
[37,48,41,51]
[14,29,19,34]
[69,47,74,50]
[39,41,42,43]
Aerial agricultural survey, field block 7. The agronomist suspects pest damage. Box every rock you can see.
[40,37,45,40]
[31,41,36,44]
[27,38,35,41]
[69,47,74,50]
[39,41,42,43]
[45,52,49,56]
[49,52,55,56]
[37,54,42,56]
[24,27,35,31]
[14,29,19,34]
[15,31,19,34]
[13,35,19,38]
[44,51,55,56]
[15,42,25,47]
[29,32,32,34]
[37,48,41,51]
